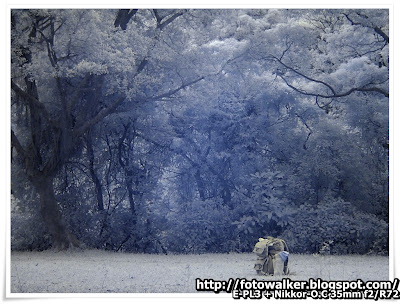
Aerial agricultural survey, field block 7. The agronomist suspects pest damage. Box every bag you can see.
[253,236,290,275]
[253,238,270,256]
[278,250,289,263]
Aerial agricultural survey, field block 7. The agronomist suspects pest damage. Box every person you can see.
[253,236,289,275]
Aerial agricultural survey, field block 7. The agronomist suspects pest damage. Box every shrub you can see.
[11,207,51,251]
[280,199,388,254]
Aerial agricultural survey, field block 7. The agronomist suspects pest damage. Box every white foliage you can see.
[328,56,387,90]
[65,60,108,76]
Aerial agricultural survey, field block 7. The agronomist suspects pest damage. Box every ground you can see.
[10,249,389,294]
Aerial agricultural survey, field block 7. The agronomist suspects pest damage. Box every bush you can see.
[280,199,388,255]
[11,208,51,251]
[165,198,235,253]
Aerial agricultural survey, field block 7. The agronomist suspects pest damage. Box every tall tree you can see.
[11,9,389,253]
[11,9,235,249]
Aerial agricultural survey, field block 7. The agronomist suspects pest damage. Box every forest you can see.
[10,9,389,255]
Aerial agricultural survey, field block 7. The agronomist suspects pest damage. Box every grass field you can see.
[10,249,389,294]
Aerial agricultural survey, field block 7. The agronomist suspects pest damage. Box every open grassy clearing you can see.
[10,249,389,293]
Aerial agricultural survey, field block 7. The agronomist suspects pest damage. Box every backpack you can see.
[253,236,289,275]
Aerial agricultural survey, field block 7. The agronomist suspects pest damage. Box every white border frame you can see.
[3,1,397,302]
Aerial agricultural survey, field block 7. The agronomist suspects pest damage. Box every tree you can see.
[268,9,388,106]
[11,10,116,248]
[10,9,209,249]
[11,9,389,254]
[11,8,247,249]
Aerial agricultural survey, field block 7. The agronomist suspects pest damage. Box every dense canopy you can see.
[11,9,389,254]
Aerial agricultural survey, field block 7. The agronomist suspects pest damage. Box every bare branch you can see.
[11,129,27,160]
[73,96,125,137]
[374,26,389,44]
[11,80,39,105]
[295,113,313,150]
[343,12,388,44]
[158,10,186,31]
[147,76,204,101]
[146,49,248,102]
[340,86,389,98]
[280,74,389,99]
[114,9,138,30]
[11,80,55,124]
[279,40,293,61]
[272,56,337,96]
[66,73,92,115]
[153,9,163,25]
[273,53,389,99]
[315,96,334,112]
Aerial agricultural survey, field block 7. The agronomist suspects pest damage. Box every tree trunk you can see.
[195,169,206,200]
[126,176,137,219]
[222,184,232,205]
[114,9,138,30]
[86,133,104,211]
[32,175,80,249]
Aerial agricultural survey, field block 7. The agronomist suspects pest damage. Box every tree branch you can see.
[274,50,389,98]
[315,96,334,113]
[11,80,55,124]
[341,86,389,98]
[295,113,313,150]
[280,74,389,99]
[147,76,204,101]
[153,9,163,25]
[66,73,92,116]
[114,9,138,30]
[136,132,238,194]
[11,129,27,161]
[343,12,389,44]
[272,56,337,96]
[374,27,389,44]
[73,96,125,137]
[157,10,186,31]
